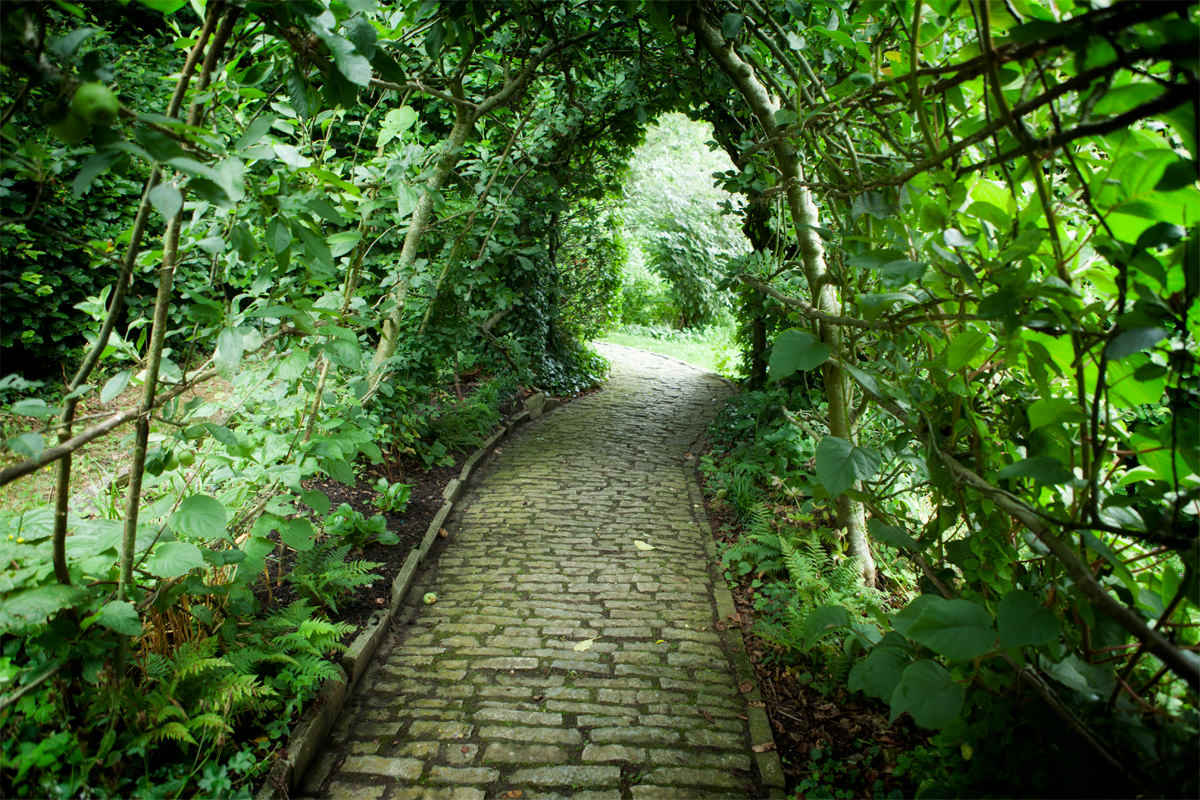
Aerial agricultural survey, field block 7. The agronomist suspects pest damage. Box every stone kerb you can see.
[255,392,558,799]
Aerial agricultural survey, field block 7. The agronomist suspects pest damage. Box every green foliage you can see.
[286,540,381,614]
[622,113,748,328]
[324,503,397,548]
[371,478,412,515]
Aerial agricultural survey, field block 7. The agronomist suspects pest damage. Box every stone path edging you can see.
[255,393,558,799]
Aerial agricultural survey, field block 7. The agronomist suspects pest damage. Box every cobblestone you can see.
[304,345,768,798]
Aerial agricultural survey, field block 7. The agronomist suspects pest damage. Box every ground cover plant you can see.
[0,0,1196,797]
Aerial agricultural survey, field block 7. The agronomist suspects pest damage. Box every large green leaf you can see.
[997,590,1060,649]
[146,541,205,577]
[996,455,1072,486]
[905,598,995,661]
[168,494,228,541]
[815,436,881,497]
[94,600,143,636]
[889,659,965,729]
[946,329,990,371]
[0,584,87,631]
[768,329,831,382]
[801,605,851,646]
[848,634,913,700]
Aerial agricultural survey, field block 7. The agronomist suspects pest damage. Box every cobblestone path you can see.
[304,345,776,800]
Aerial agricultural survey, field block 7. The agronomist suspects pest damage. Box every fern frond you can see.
[151,721,197,746]
[188,712,234,737]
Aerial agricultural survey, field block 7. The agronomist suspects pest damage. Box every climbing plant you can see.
[678,0,1198,794]
[0,0,1195,796]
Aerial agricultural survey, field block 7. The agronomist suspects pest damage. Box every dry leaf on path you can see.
[752,742,777,753]
[739,680,755,694]
[633,540,655,551]
[573,637,595,652]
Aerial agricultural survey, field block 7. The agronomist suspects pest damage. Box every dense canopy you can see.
[0,0,1196,796]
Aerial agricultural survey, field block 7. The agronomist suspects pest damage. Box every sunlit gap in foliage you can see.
[600,112,748,379]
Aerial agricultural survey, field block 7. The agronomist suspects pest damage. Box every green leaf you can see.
[299,488,331,515]
[395,184,420,217]
[95,600,142,636]
[815,436,881,497]
[997,590,1060,649]
[0,585,86,631]
[168,494,228,540]
[1027,398,1081,430]
[280,518,316,552]
[880,260,925,287]
[1106,327,1167,360]
[946,329,990,371]
[889,659,965,729]
[136,0,188,11]
[377,106,417,149]
[146,541,204,577]
[868,519,921,552]
[905,598,995,661]
[49,27,100,58]
[214,328,243,379]
[100,369,132,403]
[268,218,292,254]
[236,116,276,150]
[801,605,851,646]
[11,399,60,419]
[73,152,122,196]
[768,328,831,382]
[849,635,912,700]
[322,457,355,484]
[6,432,44,458]
[316,30,372,87]
[721,13,744,40]
[996,455,1072,485]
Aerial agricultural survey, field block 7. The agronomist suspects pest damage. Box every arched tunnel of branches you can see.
[0,1,1196,796]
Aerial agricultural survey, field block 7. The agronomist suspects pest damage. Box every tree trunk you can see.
[370,107,475,372]
[692,13,876,586]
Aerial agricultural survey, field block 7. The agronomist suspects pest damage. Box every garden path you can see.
[302,343,780,800]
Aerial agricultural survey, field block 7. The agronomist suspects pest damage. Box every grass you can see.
[598,323,743,379]
[0,378,232,514]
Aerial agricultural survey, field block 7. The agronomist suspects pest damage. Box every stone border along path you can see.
[301,344,785,800]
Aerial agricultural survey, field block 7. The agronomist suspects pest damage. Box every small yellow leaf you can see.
[573,638,595,652]
[633,540,655,551]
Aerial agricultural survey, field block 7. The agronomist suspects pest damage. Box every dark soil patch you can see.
[696,465,926,799]
[249,454,465,637]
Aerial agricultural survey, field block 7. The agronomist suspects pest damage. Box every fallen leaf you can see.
[439,528,448,538]
[573,637,595,652]
[461,746,470,754]
[727,611,742,624]
[715,620,728,631]
[654,639,666,644]
[500,792,523,799]
[633,540,655,551]
[749,701,766,708]
[739,681,755,694]
[375,597,385,604]
[752,742,777,753]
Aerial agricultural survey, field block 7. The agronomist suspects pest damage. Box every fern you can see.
[754,529,884,670]
[228,601,354,702]
[287,541,381,613]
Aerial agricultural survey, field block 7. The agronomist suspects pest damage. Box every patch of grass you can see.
[598,323,743,379]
